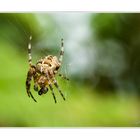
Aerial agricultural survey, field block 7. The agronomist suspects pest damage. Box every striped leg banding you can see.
[28,36,32,66]
[59,38,64,63]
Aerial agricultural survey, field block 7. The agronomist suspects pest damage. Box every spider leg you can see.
[29,92,37,102]
[33,73,39,92]
[28,36,32,66]
[59,38,64,63]
[26,67,37,102]
[53,78,66,101]
[58,73,69,81]
[46,72,57,103]
[49,84,57,103]
[26,71,32,97]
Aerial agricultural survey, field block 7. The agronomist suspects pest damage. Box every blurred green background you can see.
[0,13,140,127]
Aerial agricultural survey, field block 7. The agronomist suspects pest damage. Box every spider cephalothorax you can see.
[26,36,68,103]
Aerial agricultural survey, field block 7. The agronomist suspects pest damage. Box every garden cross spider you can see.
[26,36,69,103]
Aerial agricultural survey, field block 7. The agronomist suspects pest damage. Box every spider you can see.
[26,36,69,103]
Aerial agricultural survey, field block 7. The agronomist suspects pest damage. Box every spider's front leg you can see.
[26,66,37,102]
[59,38,64,63]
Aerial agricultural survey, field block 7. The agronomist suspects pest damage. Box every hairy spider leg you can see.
[49,85,57,103]
[46,72,57,103]
[59,38,64,63]
[26,69,37,102]
[28,36,32,66]
[26,36,37,102]
[58,73,69,81]
[26,71,32,97]
[33,73,39,92]
[53,78,66,101]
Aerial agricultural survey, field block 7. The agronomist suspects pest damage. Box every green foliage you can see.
[0,13,60,55]
[0,13,42,49]
[90,13,140,93]
[91,13,122,40]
